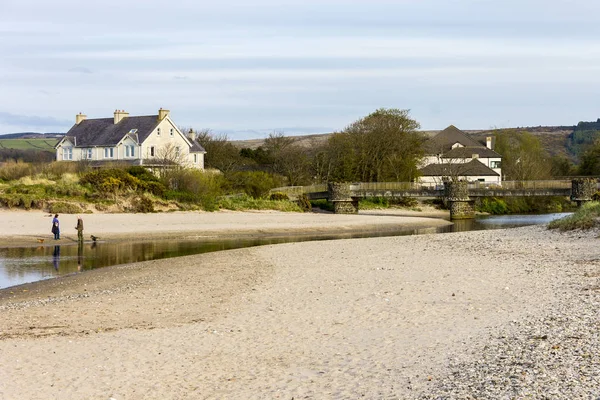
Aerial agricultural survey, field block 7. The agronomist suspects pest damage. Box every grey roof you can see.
[424,125,484,154]
[189,139,206,153]
[442,146,501,159]
[420,159,499,177]
[63,115,160,147]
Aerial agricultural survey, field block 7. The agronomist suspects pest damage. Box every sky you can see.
[2,0,600,139]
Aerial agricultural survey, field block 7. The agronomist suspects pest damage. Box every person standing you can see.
[51,214,60,240]
[75,216,84,243]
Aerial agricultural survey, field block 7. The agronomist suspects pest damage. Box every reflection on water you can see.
[0,212,572,290]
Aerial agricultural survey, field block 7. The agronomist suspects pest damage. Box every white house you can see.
[419,125,502,184]
[55,108,206,169]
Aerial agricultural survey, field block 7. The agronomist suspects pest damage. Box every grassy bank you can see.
[548,202,600,231]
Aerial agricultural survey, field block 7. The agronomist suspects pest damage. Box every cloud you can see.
[0,112,71,128]
[68,67,93,74]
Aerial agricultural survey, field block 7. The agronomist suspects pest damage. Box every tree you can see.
[194,130,245,174]
[578,138,600,176]
[494,130,551,180]
[317,108,423,182]
[241,132,313,186]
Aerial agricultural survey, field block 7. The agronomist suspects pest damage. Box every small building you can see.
[55,108,206,169]
[419,125,502,184]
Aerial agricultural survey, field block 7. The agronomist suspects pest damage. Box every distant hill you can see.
[0,132,64,139]
[231,126,577,160]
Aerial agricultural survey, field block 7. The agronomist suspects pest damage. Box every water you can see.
[0,213,571,290]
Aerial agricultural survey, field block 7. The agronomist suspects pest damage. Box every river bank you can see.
[0,212,598,399]
[0,207,451,247]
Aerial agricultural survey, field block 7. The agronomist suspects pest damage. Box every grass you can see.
[548,201,600,231]
[0,138,59,150]
[218,195,303,212]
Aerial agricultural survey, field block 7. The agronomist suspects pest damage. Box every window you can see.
[104,148,114,158]
[175,146,180,157]
[125,145,135,157]
[170,128,174,137]
[129,129,138,134]
[490,161,501,169]
[83,148,92,159]
[157,128,161,136]
[150,146,155,157]
[62,147,73,160]
[194,154,197,163]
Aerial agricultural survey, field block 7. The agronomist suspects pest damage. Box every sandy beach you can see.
[0,210,599,399]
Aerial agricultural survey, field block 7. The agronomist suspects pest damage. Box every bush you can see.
[227,171,284,199]
[0,161,33,181]
[297,193,312,212]
[37,161,80,180]
[129,195,155,213]
[269,192,289,201]
[161,169,226,211]
[476,198,509,214]
[548,201,600,231]
[359,197,389,209]
[218,194,302,212]
[48,201,83,214]
[310,199,334,212]
[80,168,141,197]
[127,166,160,182]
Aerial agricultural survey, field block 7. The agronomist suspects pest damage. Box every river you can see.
[0,213,570,290]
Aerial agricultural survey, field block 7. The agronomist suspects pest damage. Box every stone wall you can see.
[449,200,474,220]
[333,200,359,214]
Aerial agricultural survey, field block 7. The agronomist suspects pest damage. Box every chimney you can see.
[75,112,87,125]
[114,109,129,124]
[158,107,170,121]
[188,128,196,142]
[486,136,494,150]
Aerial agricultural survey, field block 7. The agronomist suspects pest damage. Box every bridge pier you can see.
[444,181,474,220]
[328,183,358,214]
[571,178,597,207]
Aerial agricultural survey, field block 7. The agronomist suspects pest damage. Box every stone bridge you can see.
[272,178,598,220]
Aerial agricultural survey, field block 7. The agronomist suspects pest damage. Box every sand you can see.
[0,210,598,399]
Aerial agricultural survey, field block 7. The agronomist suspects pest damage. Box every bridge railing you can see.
[271,180,585,197]
[270,184,328,197]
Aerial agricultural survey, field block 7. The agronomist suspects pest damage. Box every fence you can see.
[270,180,591,198]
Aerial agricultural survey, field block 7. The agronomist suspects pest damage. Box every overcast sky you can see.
[2,0,600,139]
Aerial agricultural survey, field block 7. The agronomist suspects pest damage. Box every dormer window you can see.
[129,129,138,134]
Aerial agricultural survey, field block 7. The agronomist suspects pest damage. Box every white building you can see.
[55,108,206,169]
[419,125,502,184]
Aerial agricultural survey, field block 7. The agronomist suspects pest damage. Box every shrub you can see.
[359,197,389,209]
[127,166,160,182]
[37,161,80,180]
[161,169,226,211]
[218,194,302,212]
[48,201,83,214]
[548,201,600,231]
[269,192,289,201]
[80,168,141,198]
[310,199,334,212]
[0,161,33,181]
[140,181,166,196]
[476,198,509,214]
[297,193,312,212]
[130,195,155,213]
[227,171,284,198]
